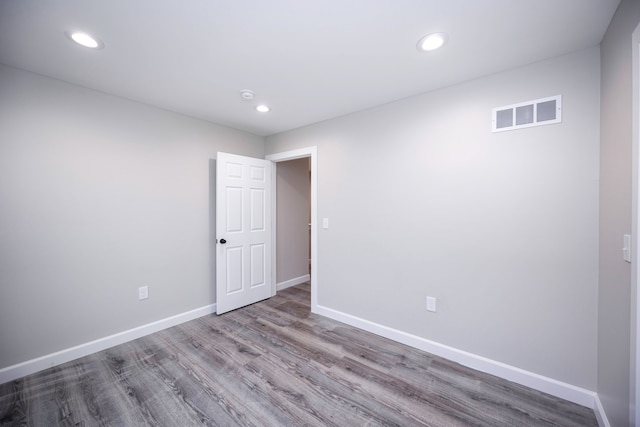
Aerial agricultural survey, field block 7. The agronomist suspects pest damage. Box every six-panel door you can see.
[216,152,272,314]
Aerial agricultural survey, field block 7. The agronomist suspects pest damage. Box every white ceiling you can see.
[0,0,620,136]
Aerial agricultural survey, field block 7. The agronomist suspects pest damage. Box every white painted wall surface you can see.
[266,48,601,390]
[276,158,310,284]
[0,65,264,369]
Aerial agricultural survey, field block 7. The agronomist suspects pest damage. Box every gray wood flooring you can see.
[0,283,597,426]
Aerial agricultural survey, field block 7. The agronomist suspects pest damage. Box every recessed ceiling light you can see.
[417,32,448,52]
[65,31,104,49]
[255,105,270,113]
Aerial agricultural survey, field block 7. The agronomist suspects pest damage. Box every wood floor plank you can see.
[0,282,598,426]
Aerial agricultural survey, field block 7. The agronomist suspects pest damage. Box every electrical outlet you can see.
[138,286,149,300]
[426,296,436,312]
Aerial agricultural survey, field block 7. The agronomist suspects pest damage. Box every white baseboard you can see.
[315,304,602,415]
[593,394,611,427]
[0,303,216,385]
[276,274,311,291]
[0,298,609,426]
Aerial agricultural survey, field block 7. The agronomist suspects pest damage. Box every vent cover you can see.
[492,95,562,132]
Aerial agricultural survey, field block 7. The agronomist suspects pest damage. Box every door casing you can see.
[266,146,318,313]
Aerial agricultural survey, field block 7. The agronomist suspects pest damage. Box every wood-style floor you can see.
[0,283,597,426]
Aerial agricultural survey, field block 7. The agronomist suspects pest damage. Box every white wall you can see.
[276,158,310,285]
[266,48,601,390]
[0,65,264,369]
[599,0,640,425]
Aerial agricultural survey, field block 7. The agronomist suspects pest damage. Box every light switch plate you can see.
[322,218,329,229]
[426,296,437,312]
[623,234,632,263]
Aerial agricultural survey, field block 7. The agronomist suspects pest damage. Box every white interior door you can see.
[216,152,272,314]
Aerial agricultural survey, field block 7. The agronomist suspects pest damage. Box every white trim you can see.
[634,26,640,427]
[266,146,318,314]
[268,161,278,297]
[277,274,311,291]
[266,147,315,162]
[594,394,612,427]
[0,303,216,385]
[315,304,599,410]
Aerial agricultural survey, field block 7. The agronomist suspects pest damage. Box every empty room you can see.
[1,1,639,426]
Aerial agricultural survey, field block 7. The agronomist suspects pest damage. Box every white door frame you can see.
[266,146,318,313]
[634,30,640,427]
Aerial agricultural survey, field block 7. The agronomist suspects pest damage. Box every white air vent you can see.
[492,95,562,133]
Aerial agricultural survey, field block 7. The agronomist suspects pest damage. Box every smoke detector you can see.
[240,90,255,101]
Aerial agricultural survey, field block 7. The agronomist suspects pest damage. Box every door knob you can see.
[219,239,227,244]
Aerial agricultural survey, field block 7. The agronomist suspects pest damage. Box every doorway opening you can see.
[275,157,310,288]
[266,147,318,313]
